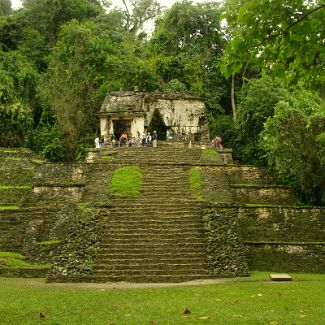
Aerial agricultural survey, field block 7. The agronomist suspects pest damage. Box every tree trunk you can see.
[231,73,237,121]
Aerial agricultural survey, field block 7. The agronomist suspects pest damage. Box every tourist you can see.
[152,130,158,148]
[110,133,115,148]
[120,132,127,147]
[142,133,147,147]
[214,136,223,150]
[94,136,100,148]
[99,137,104,149]
[147,132,152,147]
[136,131,141,147]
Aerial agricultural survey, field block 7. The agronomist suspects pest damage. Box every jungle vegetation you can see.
[0,0,324,205]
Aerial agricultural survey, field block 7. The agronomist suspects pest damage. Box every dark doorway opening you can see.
[113,119,131,139]
[149,110,167,140]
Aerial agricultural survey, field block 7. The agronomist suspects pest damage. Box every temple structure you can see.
[98,90,209,142]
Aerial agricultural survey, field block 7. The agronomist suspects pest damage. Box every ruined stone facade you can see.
[98,91,209,142]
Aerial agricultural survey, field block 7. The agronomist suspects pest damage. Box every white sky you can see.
[11,0,212,10]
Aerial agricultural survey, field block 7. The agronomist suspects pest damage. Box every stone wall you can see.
[207,205,325,273]
[203,207,249,277]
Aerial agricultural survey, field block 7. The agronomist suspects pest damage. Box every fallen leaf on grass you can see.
[233,314,243,318]
[199,316,210,320]
[232,299,239,304]
[269,321,278,324]
[299,315,307,318]
[149,321,156,325]
[39,313,45,319]
[182,308,191,316]
[257,293,263,297]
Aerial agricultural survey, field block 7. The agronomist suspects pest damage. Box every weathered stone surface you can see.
[269,273,292,281]
[0,147,324,281]
[98,91,209,142]
[202,207,249,277]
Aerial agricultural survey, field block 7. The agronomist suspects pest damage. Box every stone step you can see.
[94,262,208,272]
[104,224,204,232]
[92,267,209,276]
[108,210,202,216]
[101,232,205,240]
[96,252,207,259]
[84,273,211,283]
[100,241,206,248]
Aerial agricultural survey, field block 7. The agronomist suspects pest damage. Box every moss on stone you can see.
[36,240,61,245]
[109,166,142,197]
[188,167,203,200]
[100,155,114,161]
[0,205,19,211]
[0,252,50,269]
[202,149,219,158]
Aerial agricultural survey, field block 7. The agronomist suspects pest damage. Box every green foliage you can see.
[188,167,203,199]
[221,0,325,89]
[28,124,66,161]
[109,166,143,197]
[162,78,186,93]
[150,1,225,95]
[0,50,39,147]
[0,0,11,16]
[235,76,287,164]
[261,89,325,205]
[208,114,236,148]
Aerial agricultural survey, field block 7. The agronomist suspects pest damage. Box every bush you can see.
[260,89,325,205]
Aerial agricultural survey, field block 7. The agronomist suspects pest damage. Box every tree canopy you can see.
[0,0,324,205]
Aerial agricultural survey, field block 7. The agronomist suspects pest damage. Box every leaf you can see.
[182,308,191,316]
[199,316,210,320]
[232,299,239,304]
[39,312,46,319]
[149,321,156,325]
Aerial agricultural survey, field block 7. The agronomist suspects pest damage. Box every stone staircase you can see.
[86,146,234,165]
[87,165,211,282]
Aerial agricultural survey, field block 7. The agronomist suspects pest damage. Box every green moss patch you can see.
[109,166,142,197]
[36,240,61,245]
[32,159,45,164]
[0,252,49,269]
[0,205,19,211]
[0,186,31,190]
[188,167,203,199]
[202,149,219,158]
[4,157,23,161]
[100,155,114,161]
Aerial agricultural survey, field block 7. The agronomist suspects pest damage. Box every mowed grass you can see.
[0,273,324,325]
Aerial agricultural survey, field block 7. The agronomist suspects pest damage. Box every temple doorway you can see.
[149,110,167,140]
[113,119,131,139]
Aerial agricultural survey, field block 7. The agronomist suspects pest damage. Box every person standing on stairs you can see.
[152,130,158,148]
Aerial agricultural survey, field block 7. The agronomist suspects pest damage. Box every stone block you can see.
[269,273,292,281]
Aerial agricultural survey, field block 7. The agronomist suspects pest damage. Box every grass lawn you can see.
[0,273,324,324]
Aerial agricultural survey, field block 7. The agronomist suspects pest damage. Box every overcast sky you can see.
[11,0,212,10]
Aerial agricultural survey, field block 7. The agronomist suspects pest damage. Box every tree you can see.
[150,1,227,99]
[235,76,287,164]
[0,0,11,16]
[220,0,325,88]
[21,0,104,43]
[0,49,38,147]
[261,89,325,205]
[121,0,162,34]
